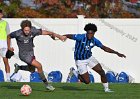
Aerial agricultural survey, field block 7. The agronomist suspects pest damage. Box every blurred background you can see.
[0,0,140,18]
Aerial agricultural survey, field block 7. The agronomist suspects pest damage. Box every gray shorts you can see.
[19,51,35,64]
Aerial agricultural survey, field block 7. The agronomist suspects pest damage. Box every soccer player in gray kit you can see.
[7,20,67,91]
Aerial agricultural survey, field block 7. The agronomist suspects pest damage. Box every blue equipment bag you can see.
[66,72,94,83]
[30,71,42,82]
[67,74,79,83]
[0,69,4,82]
[89,72,94,83]
[118,72,129,83]
[106,71,117,83]
[48,71,62,82]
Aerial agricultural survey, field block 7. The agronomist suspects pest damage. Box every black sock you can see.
[19,65,30,71]
[38,72,48,85]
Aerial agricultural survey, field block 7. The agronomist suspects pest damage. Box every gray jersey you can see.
[10,27,42,59]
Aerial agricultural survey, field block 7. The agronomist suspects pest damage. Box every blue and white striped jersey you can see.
[72,34,103,60]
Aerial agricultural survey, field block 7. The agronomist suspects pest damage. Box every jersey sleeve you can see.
[9,30,19,38]
[72,34,83,41]
[94,38,103,48]
[31,27,42,36]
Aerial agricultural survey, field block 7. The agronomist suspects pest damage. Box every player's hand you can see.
[117,53,126,58]
[59,35,67,42]
[6,47,14,59]
[8,47,14,52]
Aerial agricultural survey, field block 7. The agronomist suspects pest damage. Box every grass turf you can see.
[0,83,140,99]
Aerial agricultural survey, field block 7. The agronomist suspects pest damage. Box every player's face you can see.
[87,30,95,39]
[23,27,31,36]
[0,13,3,19]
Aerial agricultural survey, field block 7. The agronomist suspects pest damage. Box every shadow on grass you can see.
[0,83,103,92]
[1,85,21,89]
[56,84,104,92]
[57,85,94,91]
[0,84,48,92]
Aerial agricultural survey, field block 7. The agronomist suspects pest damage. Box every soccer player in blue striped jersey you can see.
[64,23,126,92]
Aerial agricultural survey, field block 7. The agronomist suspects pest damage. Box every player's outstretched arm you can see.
[63,34,74,39]
[42,30,67,41]
[101,45,126,58]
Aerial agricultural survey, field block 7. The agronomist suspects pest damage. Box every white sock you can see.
[6,73,10,80]
[103,83,109,90]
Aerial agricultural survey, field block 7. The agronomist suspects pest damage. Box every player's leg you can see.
[75,60,90,84]
[92,64,107,83]
[78,72,90,84]
[88,56,113,92]
[1,48,10,82]
[14,52,36,73]
[17,52,55,90]
[14,63,35,73]
[31,59,55,91]
[3,57,10,81]
[28,65,35,73]
[92,64,113,92]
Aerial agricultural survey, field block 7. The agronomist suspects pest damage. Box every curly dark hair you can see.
[20,20,32,30]
[84,23,97,32]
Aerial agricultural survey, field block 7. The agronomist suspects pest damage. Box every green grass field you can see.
[0,83,140,99]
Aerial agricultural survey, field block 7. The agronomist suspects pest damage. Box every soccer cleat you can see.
[104,88,114,92]
[46,84,55,91]
[14,63,20,73]
[70,67,78,77]
[69,67,75,76]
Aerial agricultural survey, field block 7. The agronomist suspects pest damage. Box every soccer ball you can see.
[20,84,32,96]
